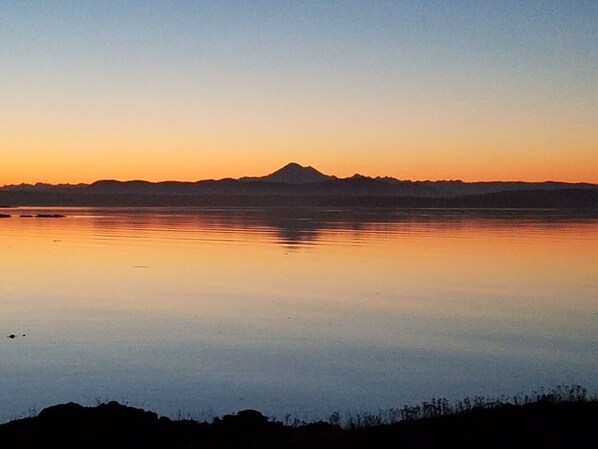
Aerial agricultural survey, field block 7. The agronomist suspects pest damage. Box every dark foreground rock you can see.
[0,400,596,448]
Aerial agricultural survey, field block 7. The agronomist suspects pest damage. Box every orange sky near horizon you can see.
[1,154,596,186]
[1,128,596,185]
[1,2,597,186]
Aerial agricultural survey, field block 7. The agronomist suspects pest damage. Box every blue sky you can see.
[1,1,596,182]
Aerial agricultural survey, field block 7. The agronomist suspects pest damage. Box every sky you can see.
[1,0,596,184]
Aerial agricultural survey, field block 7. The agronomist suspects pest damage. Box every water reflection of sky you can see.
[0,208,597,422]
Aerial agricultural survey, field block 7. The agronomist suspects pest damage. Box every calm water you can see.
[1,207,597,422]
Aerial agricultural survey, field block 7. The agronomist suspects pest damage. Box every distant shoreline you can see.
[1,189,597,209]
[2,163,596,209]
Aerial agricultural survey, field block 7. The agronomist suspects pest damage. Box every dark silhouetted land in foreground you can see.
[1,387,596,448]
[2,163,597,208]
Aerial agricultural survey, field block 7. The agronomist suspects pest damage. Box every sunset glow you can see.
[1,2,597,441]
[1,1,596,184]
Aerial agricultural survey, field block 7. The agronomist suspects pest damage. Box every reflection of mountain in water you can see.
[248,208,598,246]
[266,216,321,247]
[73,207,598,248]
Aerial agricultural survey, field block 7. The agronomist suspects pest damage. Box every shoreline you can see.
[1,391,596,448]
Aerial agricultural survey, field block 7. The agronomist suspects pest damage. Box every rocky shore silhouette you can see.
[1,387,596,448]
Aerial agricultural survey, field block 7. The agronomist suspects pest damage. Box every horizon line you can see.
[2,162,597,188]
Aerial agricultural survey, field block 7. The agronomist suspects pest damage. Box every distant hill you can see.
[1,163,597,208]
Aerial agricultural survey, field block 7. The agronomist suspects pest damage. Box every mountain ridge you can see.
[2,162,597,191]
[1,163,597,208]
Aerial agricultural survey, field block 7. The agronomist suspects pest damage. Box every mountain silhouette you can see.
[1,163,597,208]
[240,162,335,184]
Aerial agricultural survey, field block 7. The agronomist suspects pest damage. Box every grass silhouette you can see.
[1,385,596,448]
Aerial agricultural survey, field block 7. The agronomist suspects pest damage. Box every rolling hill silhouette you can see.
[1,163,597,208]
